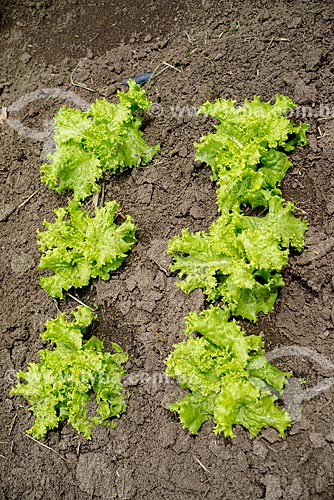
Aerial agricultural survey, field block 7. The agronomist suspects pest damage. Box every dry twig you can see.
[70,67,96,93]
[23,432,69,463]
[194,456,210,473]
[16,188,41,210]
[68,293,89,308]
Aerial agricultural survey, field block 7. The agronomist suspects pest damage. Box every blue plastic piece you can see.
[123,72,153,86]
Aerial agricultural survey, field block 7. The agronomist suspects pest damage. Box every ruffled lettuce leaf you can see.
[233,196,308,253]
[165,306,291,438]
[185,306,264,362]
[85,86,160,174]
[168,393,216,434]
[11,306,128,439]
[37,200,136,298]
[168,196,307,321]
[213,379,291,438]
[40,142,102,201]
[41,80,160,200]
[53,107,93,143]
[215,149,292,215]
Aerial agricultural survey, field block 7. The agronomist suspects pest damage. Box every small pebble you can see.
[104,84,117,96]
[261,428,280,443]
[178,145,188,157]
[20,52,32,63]
[309,432,326,449]
[0,204,15,222]
[253,441,268,459]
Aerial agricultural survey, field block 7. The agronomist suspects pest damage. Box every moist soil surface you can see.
[1,1,334,499]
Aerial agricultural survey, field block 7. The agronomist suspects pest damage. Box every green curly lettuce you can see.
[11,306,128,439]
[41,80,160,200]
[168,195,307,321]
[194,95,308,215]
[215,149,293,215]
[165,95,308,439]
[37,200,136,298]
[195,95,308,180]
[165,306,291,438]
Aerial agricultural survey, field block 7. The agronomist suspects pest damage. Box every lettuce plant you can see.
[168,195,307,321]
[195,95,308,184]
[166,307,291,437]
[41,80,160,201]
[11,306,128,439]
[37,200,136,298]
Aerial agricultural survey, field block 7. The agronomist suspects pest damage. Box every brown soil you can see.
[1,1,334,499]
